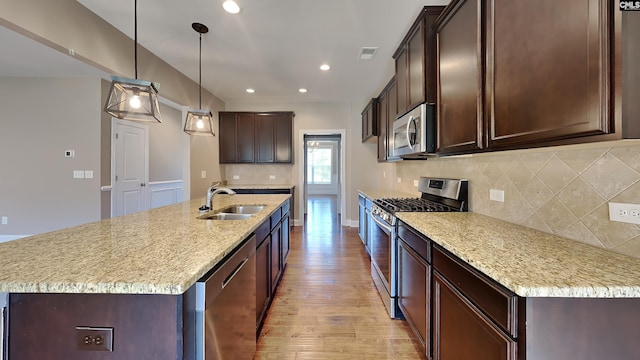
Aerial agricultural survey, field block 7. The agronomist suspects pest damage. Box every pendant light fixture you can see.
[104,0,162,123]
[184,22,214,136]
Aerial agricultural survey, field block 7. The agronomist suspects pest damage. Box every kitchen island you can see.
[0,194,291,360]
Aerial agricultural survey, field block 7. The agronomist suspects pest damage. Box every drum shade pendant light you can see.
[184,22,214,136]
[104,0,162,123]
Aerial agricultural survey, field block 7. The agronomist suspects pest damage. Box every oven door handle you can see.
[371,213,392,233]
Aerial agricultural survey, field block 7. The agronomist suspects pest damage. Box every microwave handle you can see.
[406,115,416,150]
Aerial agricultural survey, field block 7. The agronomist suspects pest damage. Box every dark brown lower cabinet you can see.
[433,271,516,360]
[270,220,282,293]
[8,293,181,360]
[429,244,640,360]
[256,200,290,336]
[256,232,271,331]
[398,240,430,351]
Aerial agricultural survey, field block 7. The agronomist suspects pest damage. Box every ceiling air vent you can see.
[358,47,378,60]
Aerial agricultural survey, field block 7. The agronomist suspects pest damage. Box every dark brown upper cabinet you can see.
[219,112,256,163]
[377,77,400,162]
[256,112,294,164]
[394,6,445,118]
[219,111,294,164]
[435,0,639,156]
[361,98,378,143]
[435,0,485,155]
[485,0,612,149]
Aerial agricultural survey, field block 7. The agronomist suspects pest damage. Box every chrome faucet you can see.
[206,187,236,209]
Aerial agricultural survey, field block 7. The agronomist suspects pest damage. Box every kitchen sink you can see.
[199,213,253,220]
[198,204,266,220]
[219,205,266,214]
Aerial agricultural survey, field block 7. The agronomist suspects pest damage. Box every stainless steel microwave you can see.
[391,103,436,159]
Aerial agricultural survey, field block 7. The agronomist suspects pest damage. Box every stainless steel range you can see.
[369,177,468,318]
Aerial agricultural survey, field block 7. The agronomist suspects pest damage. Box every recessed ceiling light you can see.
[320,64,331,71]
[299,88,308,93]
[223,0,241,14]
[246,88,255,93]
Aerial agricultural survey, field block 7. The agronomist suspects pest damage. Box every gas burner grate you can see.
[375,198,456,213]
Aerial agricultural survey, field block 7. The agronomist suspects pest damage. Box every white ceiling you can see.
[3,0,450,105]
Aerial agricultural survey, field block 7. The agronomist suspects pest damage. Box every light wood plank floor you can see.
[255,195,426,359]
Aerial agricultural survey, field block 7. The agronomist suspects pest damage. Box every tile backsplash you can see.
[222,164,294,185]
[396,141,640,259]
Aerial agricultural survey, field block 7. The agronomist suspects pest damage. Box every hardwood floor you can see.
[255,195,426,359]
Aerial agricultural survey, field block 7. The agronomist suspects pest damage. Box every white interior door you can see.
[113,120,149,216]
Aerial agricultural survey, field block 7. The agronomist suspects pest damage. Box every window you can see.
[307,144,332,184]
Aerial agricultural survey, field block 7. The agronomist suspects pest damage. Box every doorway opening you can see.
[299,131,345,230]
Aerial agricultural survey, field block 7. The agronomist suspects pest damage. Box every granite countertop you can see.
[221,184,295,190]
[0,194,290,295]
[397,212,640,298]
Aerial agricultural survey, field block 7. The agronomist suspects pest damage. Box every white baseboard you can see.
[0,235,30,243]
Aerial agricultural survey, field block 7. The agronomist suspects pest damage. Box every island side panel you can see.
[8,293,181,360]
[520,297,640,360]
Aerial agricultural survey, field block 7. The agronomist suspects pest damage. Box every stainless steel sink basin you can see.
[198,204,266,220]
[199,213,253,220]
[220,205,266,214]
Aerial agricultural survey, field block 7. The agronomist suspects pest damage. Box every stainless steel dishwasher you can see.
[184,235,256,360]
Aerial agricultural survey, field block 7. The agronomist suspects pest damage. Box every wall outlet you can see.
[233,175,240,180]
[201,170,207,179]
[73,170,85,179]
[383,171,386,178]
[269,175,276,180]
[84,170,93,179]
[397,177,402,184]
[76,326,113,352]
[609,202,640,224]
[413,179,419,187]
[490,189,505,202]
[1,216,7,225]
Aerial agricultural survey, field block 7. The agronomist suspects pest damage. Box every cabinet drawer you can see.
[398,222,430,262]
[255,220,270,247]
[270,208,282,229]
[433,246,517,338]
[281,199,290,215]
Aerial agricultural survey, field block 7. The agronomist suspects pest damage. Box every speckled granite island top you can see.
[397,212,640,298]
[0,194,290,295]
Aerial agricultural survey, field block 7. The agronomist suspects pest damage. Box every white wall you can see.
[0,77,102,236]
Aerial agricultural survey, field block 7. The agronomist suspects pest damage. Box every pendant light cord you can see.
[198,31,202,108]
[134,0,138,79]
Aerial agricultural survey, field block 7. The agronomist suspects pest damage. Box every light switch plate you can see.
[201,170,206,179]
[84,170,93,179]
[1,216,7,225]
[73,170,85,179]
[490,189,505,202]
[397,177,402,184]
